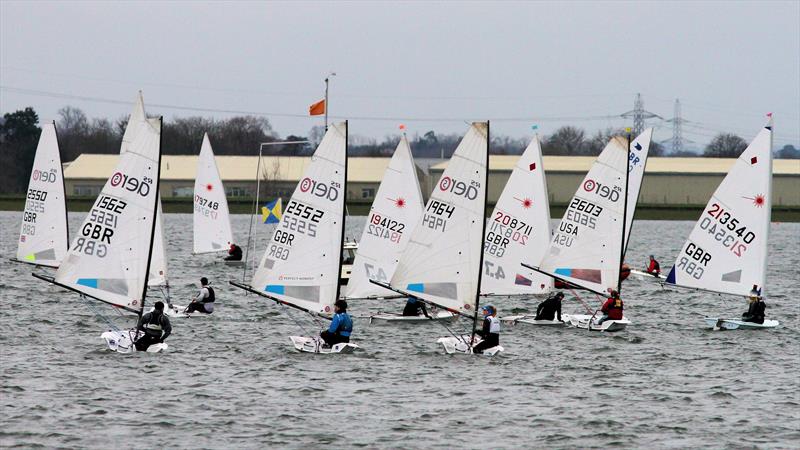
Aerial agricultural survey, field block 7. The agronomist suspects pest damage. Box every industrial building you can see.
[63,154,800,210]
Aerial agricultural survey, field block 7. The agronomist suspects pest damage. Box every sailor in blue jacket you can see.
[320,299,353,346]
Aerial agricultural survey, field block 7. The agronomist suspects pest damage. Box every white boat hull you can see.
[705,317,779,330]
[437,335,503,356]
[500,315,565,326]
[100,329,168,354]
[289,336,359,354]
[148,304,194,318]
[369,310,456,323]
[629,269,666,282]
[563,314,630,332]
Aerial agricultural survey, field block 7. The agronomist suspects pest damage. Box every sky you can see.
[1,1,799,151]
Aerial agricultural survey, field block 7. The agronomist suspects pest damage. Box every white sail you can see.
[148,197,168,286]
[345,136,424,299]
[55,117,162,313]
[390,123,488,314]
[16,122,69,267]
[250,122,347,316]
[481,134,552,295]
[665,122,773,297]
[624,128,653,250]
[536,136,628,295]
[193,134,234,254]
[118,93,168,287]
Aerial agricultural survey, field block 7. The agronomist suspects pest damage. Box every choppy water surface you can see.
[1,211,798,449]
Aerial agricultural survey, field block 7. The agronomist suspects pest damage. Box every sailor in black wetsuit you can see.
[534,292,564,321]
[185,277,215,314]
[135,301,172,351]
[402,296,429,317]
[472,305,500,354]
[224,244,243,261]
[742,285,766,324]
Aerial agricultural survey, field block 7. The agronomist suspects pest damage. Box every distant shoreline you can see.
[1,195,797,221]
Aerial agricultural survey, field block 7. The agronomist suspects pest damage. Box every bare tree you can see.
[704,133,748,158]
[543,126,586,155]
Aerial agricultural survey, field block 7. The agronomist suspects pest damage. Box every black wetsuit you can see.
[534,295,562,321]
[225,245,243,261]
[135,310,172,351]
[473,316,500,354]
[402,297,429,317]
[742,300,766,324]
[186,286,215,314]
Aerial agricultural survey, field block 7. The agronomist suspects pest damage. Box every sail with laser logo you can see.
[193,134,234,254]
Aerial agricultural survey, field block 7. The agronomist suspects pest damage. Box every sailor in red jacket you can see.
[596,290,623,325]
[646,255,661,276]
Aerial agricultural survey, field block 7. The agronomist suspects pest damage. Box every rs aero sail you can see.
[230,122,359,354]
[15,121,69,268]
[524,132,640,332]
[664,118,777,330]
[372,122,503,355]
[33,94,166,353]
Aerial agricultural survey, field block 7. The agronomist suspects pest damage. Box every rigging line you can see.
[79,294,122,332]
[279,303,314,337]
[0,85,625,123]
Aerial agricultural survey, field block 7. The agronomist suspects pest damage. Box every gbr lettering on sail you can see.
[422,175,480,232]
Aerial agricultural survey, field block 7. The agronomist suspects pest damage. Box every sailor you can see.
[646,255,661,276]
[185,277,215,314]
[135,301,172,351]
[596,290,623,326]
[534,291,564,322]
[402,296,430,318]
[473,305,500,354]
[224,243,243,261]
[742,285,766,324]
[320,299,353,347]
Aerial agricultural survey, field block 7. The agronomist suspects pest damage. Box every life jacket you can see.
[143,312,164,338]
[607,298,624,320]
[205,286,215,303]
[649,260,660,273]
[333,313,353,337]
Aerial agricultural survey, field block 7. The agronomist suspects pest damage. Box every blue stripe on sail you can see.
[406,283,424,293]
[77,278,98,289]
[554,268,572,277]
[665,267,676,284]
[265,285,285,295]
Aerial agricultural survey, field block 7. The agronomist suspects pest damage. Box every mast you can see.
[140,116,163,318]
[244,144,264,283]
[471,121,489,345]
[618,131,632,295]
[762,117,773,298]
[334,121,348,303]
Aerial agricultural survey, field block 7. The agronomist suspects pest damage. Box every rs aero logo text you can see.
[110,172,153,197]
[439,176,480,200]
[582,178,621,202]
[300,177,339,201]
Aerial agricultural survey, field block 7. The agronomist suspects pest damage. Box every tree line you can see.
[1,106,797,193]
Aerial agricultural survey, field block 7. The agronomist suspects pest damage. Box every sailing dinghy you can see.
[372,122,502,354]
[14,121,69,268]
[230,122,358,354]
[664,119,777,330]
[524,135,634,332]
[343,134,455,322]
[33,110,166,353]
[193,134,235,258]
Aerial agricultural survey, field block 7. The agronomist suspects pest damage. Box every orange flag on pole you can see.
[309,99,325,116]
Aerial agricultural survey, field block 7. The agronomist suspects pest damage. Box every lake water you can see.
[1,211,798,448]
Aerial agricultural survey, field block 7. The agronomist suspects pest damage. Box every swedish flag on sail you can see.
[261,198,282,224]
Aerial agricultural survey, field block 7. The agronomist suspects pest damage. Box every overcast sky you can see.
[1,1,798,150]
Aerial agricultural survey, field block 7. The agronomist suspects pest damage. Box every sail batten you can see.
[665,122,773,297]
[17,122,69,268]
[345,135,424,299]
[249,122,347,316]
[193,134,234,254]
